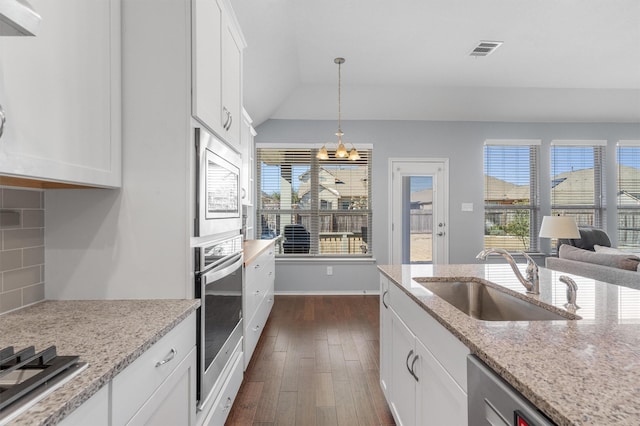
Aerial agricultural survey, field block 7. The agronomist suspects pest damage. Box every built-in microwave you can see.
[195,128,242,237]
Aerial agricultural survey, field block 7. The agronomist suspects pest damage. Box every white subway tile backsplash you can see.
[1,188,45,314]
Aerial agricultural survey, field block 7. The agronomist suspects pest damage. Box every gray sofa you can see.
[544,227,640,290]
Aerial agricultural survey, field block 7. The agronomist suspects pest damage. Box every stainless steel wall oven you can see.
[194,234,243,409]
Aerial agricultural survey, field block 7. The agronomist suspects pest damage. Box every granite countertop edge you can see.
[0,299,200,426]
[377,264,639,426]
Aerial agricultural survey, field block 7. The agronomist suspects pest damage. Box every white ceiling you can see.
[230,0,640,126]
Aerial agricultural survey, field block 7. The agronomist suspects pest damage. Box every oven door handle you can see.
[201,253,243,285]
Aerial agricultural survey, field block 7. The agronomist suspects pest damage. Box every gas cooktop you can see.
[0,345,87,425]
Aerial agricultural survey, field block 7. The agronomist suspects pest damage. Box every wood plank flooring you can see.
[226,295,395,426]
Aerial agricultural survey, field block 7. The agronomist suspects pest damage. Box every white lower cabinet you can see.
[127,348,197,426]
[112,313,197,425]
[59,384,109,426]
[379,275,392,398]
[243,242,275,369]
[381,274,469,426]
[61,313,197,426]
[200,348,244,426]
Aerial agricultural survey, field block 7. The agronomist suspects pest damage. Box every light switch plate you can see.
[461,203,473,212]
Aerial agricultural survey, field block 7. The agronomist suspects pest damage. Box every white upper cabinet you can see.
[192,0,245,152]
[0,0,121,187]
[241,108,255,206]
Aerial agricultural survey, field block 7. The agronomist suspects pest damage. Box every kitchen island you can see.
[379,263,640,426]
[0,299,199,425]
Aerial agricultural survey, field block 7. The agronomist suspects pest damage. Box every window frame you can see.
[550,140,606,229]
[616,140,640,251]
[483,139,541,253]
[256,143,373,258]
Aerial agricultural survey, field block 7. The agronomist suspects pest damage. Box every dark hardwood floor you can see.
[226,295,395,426]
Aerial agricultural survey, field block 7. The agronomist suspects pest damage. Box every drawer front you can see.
[244,246,275,324]
[112,313,196,425]
[244,287,273,368]
[203,349,244,426]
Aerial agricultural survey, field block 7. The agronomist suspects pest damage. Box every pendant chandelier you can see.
[317,57,360,161]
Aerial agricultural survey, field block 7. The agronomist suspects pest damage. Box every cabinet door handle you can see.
[252,324,260,332]
[410,354,419,382]
[0,104,5,138]
[254,290,261,295]
[222,396,232,412]
[405,350,414,376]
[155,348,177,367]
[226,112,233,131]
[382,290,389,309]
[254,264,260,269]
[222,107,230,130]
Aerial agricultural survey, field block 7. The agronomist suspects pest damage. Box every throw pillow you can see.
[559,244,640,272]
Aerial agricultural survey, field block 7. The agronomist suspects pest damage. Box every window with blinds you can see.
[256,146,372,257]
[483,140,540,252]
[551,141,605,228]
[617,141,640,251]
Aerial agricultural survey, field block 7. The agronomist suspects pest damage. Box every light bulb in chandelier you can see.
[316,145,329,160]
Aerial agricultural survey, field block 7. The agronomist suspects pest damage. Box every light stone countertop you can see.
[0,299,200,426]
[243,239,275,266]
[378,263,640,426]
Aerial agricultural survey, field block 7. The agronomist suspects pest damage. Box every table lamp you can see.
[539,216,580,254]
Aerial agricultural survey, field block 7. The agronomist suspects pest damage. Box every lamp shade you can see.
[539,216,580,239]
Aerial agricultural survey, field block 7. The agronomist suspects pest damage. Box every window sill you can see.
[276,256,377,265]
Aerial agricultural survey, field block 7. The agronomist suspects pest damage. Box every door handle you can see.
[0,104,5,138]
[437,231,445,236]
[410,354,419,382]
[406,350,414,376]
[382,290,389,309]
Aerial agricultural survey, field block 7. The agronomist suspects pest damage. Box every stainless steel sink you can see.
[417,280,579,321]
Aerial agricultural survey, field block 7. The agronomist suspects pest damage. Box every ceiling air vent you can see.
[469,41,503,57]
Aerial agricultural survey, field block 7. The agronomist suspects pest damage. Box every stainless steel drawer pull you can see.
[155,348,177,367]
[252,325,260,332]
[254,264,260,269]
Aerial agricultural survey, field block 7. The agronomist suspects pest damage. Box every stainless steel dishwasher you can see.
[467,355,555,426]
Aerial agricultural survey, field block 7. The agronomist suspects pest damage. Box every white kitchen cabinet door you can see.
[415,339,468,426]
[220,11,242,150]
[192,0,244,151]
[126,348,197,426]
[379,275,392,398]
[192,0,222,137]
[389,309,417,426]
[240,108,255,207]
[0,0,121,187]
[58,385,109,426]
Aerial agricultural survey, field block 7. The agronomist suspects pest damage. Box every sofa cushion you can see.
[559,244,640,271]
[558,227,611,251]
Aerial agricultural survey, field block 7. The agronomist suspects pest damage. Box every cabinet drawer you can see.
[244,288,273,368]
[112,313,196,425]
[389,283,469,392]
[202,349,244,426]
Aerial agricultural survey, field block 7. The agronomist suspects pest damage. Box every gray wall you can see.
[256,119,640,293]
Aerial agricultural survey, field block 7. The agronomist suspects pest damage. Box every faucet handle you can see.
[559,275,580,311]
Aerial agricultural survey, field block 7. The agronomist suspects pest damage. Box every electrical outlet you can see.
[326,266,333,276]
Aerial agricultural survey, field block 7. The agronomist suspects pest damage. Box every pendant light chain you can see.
[337,57,343,136]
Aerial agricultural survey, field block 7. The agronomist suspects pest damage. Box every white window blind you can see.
[550,141,605,228]
[256,146,372,257]
[617,141,640,251]
[484,141,540,252]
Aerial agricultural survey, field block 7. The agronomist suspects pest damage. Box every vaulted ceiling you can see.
[230,0,640,126]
